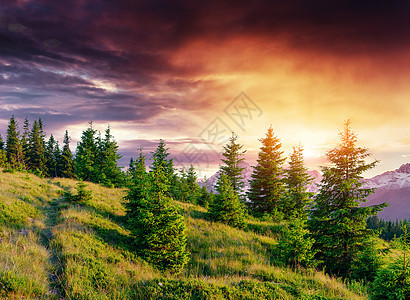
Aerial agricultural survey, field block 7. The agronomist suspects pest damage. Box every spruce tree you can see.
[0,134,6,167]
[198,185,213,208]
[150,139,174,180]
[174,165,201,203]
[276,217,317,268]
[185,164,201,203]
[150,140,176,196]
[247,126,286,216]
[126,149,148,221]
[98,126,123,187]
[209,173,245,228]
[45,135,61,177]
[309,120,387,277]
[60,130,75,178]
[126,151,189,274]
[220,132,246,195]
[27,119,47,175]
[282,145,313,219]
[371,225,410,299]
[75,122,99,182]
[21,117,30,167]
[6,115,24,169]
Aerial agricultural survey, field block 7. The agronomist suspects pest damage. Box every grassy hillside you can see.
[0,170,368,299]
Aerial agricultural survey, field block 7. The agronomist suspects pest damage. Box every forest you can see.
[0,116,409,299]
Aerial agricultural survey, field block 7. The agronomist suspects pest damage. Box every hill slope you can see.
[0,170,367,299]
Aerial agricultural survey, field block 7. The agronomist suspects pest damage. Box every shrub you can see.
[73,181,93,202]
[371,226,410,299]
[276,217,317,268]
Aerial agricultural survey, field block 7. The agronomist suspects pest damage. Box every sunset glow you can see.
[1,1,409,178]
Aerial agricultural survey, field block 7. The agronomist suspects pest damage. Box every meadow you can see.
[0,170,368,299]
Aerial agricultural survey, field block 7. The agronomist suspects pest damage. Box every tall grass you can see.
[0,169,369,299]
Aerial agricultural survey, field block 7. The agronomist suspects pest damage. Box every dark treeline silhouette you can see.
[367,216,409,241]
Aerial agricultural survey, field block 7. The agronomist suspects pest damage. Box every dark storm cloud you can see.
[0,0,409,129]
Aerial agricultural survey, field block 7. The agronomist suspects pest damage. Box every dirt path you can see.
[40,196,65,299]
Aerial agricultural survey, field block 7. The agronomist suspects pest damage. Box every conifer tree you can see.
[198,185,213,208]
[371,225,410,299]
[27,119,47,175]
[174,165,201,203]
[150,140,176,196]
[126,151,189,274]
[6,115,24,169]
[220,132,246,195]
[247,127,286,216]
[150,139,174,180]
[60,130,75,178]
[0,134,6,167]
[276,217,317,268]
[21,117,30,167]
[282,145,313,219]
[209,173,245,228]
[309,120,387,277]
[126,149,148,221]
[128,157,136,175]
[75,122,99,182]
[98,126,123,187]
[45,134,61,177]
[185,164,201,203]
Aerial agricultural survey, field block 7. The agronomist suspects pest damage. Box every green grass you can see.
[0,169,369,299]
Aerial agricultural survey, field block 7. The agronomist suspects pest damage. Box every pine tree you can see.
[45,134,61,177]
[0,135,4,151]
[0,134,6,167]
[220,132,246,195]
[198,185,213,208]
[282,145,313,219]
[75,122,99,182]
[150,139,174,180]
[309,120,387,277]
[185,164,201,203]
[371,225,410,299]
[21,117,30,167]
[174,165,201,203]
[209,173,245,228]
[126,152,189,274]
[150,140,176,196]
[126,149,148,221]
[276,217,317,268]
[60,130,75,178]
[247,127,286,216]
[27,119,47,175]
[98,126,124,187]
[6,115,24,169]
[73,181,93,202]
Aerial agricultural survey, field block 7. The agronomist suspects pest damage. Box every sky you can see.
[0,0,410,178]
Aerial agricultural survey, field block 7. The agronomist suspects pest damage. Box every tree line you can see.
[0,116,124,187]
[367,216,409,241]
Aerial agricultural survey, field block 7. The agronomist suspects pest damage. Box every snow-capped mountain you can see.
[364,163,410,191]
[364,163,410,220]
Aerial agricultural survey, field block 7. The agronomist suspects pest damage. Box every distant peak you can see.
[398,163,410,174]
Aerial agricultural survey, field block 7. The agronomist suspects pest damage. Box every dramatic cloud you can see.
[0,0,409,176]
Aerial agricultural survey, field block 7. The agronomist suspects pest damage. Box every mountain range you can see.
[201,163,410,221]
